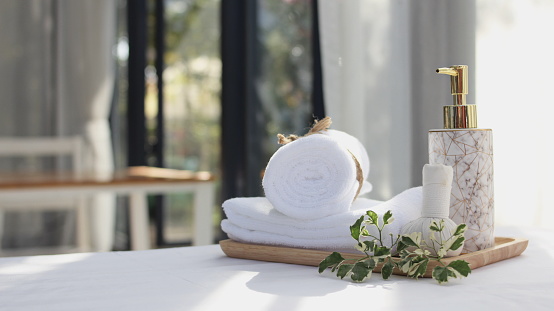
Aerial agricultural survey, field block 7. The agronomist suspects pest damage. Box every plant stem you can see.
[377,226,383,246]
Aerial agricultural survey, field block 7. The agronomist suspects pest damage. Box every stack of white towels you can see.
[221,128,423,252]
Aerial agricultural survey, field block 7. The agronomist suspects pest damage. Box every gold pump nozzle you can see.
[436,65,476,129]
[436,65,468,106]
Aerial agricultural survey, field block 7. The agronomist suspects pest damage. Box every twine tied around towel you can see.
[276,116,364,201]
[277,116,333,145]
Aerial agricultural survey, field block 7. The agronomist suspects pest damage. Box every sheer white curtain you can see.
[319,0,554,230]
[0,0,117,251]
[476,0,554,230]
[318,0,475,199]
[56,1,117,252]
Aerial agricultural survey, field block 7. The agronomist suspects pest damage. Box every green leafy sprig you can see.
[318,210,471,284]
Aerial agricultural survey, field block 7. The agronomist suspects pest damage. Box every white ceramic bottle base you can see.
[429,129,494,252]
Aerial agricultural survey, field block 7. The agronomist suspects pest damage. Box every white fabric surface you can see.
[262,129,372,219]
[0,226,552,310]
[221,187,423,251]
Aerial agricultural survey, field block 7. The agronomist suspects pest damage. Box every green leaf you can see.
[398,257,413,273]
[383,210,393,225]
[432,265,455,284]
[407,258,429,279]
[453,223,467,236]
[351,261,372,282]
[381,259,394,280]
[398,249,410,260]
[450,235,465,251]
[414,258,429,278]
[337,264,354,279]
[373,245,391,257]
[400,235,419,247]
[363,240,376,253]
[318,252,345,273]
[432,262,465,284]
[364,258,376,270]
[447,260,471,277]
[396,240,408,253]
[366,210,378,225]
[361,227,370,236]
[407,262,421,277]
[429,223,441,232]
[350,216,364,241]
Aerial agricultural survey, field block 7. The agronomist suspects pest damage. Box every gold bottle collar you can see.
[444,104,477,129]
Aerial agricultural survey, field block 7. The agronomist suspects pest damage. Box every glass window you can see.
[159,0,221,243]
[257,0,314,163]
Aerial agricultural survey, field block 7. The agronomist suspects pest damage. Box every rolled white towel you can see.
[221,187,423,251]
[262,129,372,220]
[321,129,372,195]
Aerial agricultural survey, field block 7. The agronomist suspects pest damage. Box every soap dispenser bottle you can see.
[428,65,494,253]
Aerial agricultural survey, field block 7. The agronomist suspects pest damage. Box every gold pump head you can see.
[436,65,477,129]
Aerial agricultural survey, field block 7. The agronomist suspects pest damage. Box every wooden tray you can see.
[220,237,528,278]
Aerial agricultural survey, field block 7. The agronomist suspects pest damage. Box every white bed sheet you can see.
[0,226,552,311]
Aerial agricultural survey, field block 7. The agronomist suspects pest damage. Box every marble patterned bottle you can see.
[428,65,494,253]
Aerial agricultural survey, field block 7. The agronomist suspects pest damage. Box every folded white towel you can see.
[221,187,423,251]
[262,129,372,220]
[223,197,382,239]
[222,222,358,251]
